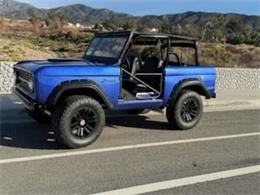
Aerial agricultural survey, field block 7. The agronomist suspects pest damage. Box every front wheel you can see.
[166,90,203,130]
[52,96,105,149]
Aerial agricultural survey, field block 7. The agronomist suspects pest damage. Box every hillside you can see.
[139,12,260,30]
[0,0,131,24]
[0,0,46,19]
[1,0,259,46]
[0,18,259,68]
[1,0,259,28]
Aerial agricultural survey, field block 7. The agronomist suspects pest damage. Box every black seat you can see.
[138,56,162,91]
[142,56,160,73]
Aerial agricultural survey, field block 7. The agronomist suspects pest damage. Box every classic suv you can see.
[13,31,216,148]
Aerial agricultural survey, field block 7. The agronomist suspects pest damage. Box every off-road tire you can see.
[166,90,203,130]
[26,109,51,124]
[52,95,105,149]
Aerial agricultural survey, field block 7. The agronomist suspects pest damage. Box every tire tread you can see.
[52,95,105,148]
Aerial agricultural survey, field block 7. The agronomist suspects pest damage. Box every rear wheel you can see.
[166,90,203,130]
[52,95,105,149]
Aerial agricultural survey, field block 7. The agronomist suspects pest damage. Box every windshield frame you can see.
[83,33,131,65]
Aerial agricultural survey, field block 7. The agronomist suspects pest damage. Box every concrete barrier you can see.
[216,68,260,90]
[0,62,15,94]
[0,62,259,94]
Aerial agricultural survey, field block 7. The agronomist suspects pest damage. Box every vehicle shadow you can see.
[0,108,174,150]
[0,109,66,150]
[106,112,174,131]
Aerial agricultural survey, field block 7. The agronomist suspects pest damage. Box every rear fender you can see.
[168,79,211,104]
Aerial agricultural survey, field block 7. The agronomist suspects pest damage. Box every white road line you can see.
[0,132,260,165]
[92,165,260,195]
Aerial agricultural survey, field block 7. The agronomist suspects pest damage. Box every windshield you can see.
[85,36,128,64]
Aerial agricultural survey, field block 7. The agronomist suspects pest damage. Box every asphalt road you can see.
[0,95,260,194]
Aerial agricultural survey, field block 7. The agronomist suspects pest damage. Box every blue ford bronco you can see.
[13,31,216,148]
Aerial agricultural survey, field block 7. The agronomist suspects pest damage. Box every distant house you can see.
[150,28,159,33]
[66,23,94,30]
[67,23,75,28]
[75,23,83,28]
[117,27,124,31]
[85,25,95,30]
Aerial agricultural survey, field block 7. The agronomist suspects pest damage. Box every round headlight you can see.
[27,80,34,92]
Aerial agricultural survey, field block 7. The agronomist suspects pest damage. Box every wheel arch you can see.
[46,80,113,110]
[168,78,211,105]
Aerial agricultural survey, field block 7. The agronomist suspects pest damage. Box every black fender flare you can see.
[168,78,211,105]
[46,80,113,109]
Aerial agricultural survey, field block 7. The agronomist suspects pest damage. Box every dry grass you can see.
[199,43,260,68]
[0,38,56,61]
[0,18,93,61]
[0,18,259,68]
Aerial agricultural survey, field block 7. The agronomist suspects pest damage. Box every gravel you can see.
[216,68,260,90]
[0,62,16,94]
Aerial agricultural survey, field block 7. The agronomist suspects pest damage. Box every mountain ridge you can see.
[0,0,259,29]
[1,0,260,46]
[0,0,133,24]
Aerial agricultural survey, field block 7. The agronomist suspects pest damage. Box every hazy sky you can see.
[19,0,259,16]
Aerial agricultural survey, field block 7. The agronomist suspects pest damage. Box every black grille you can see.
[15,69,33,92]
[16,69,32,82]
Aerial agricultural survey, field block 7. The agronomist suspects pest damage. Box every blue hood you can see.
[14,59,120,76]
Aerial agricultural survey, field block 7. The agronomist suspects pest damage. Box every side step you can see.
[136,92,156,100]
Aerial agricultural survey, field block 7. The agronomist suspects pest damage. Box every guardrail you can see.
[0,62,259,94]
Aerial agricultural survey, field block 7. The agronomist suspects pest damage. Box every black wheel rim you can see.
[180,98,199,123]
[70,107,97,138]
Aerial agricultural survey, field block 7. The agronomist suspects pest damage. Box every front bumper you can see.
[13,87,36,111]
